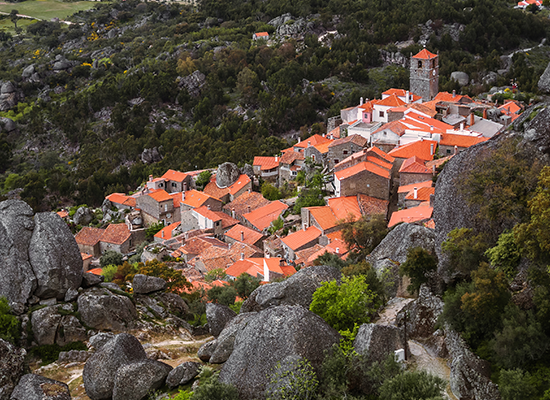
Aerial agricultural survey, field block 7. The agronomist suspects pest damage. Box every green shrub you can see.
[101,264,118,282]
[485,231,521,280]
[399,247,438,293]
[191,375,239,400]
[378,370,445,400]
[0,296,20,344]
[499,369,537,400]
[29,341,87,365]
[266,357,319,400]
[100,250,123,268]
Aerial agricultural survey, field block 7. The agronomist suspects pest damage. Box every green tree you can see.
[207,285,237,305]
[190,375,239,400]
[0,296,20,344]
[314,252,347,270]
[266,357,319,400]
[196,170,212,189]
[100,250,123,268]
[498,369,537,400]
[145,222,164,240]
[137,260,192,293]
[379,370,445,400]
[485,230,521,280]
[230,273,260,299]
[293,188,325,214]
[261,182,281,201]
[205,268,227,282]
[9,10,18,29]
[310,275,380,332]
[441,228,488,279]
[340,214,388,260]
[399,247,438,293]
[101,264,118,282]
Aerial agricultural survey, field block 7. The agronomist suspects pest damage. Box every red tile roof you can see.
[228,174,251,195]
[433,91,472,103]
[407,103,438,118]
[367,146,395,163]
[81,252,93,260]
[335,161,391,180]
[88,268,103,276]
[328,126,341,139]
[205,174,251,198]
[161,169,188,182]
[328,134,368,148]
[225,224,264,246]
[305,239,349,266]
[57,210,69,219]
[405,186,435,201]
[412,49,437,59]
[148,190,172,203]
[372,120,407,137]
[366,156,392,170]
[388,207,434,227]
[194,206,223,222]
[399,156,432,174]
[226,257,296,279]
[402,113,453,133]
[178,236,226,257]
[425,155,453,170]
[281,226,322,251]
[294,134,331,149]
[382,88,422,103]
[314,140,332,154]
[182,190,219,209]
[253,156,279,171]
[295,244,325,265]
[170,192,182,209]
[357,194,389,216]
[123,197,137,207]
[307,206,339,231]
[213,211,239,230]
[75,227,104,246]
[375,94,407,107]
[388,139,437,161]
[243,200,288,231]
[279,150,304,165]
[398,180,433,194]
[439,133,488,148]
[499,100,521,115]
[101,223,131,245]
[327,196,362,221]
[223,191,270,217]
[106,193,132,206]
[154,222,181,240]
[255,32,269,37]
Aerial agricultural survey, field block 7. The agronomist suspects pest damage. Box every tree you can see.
[498,369,537,400]
[340,214,388,259]
[485,230,521,280]
[293,188,325,214]
[207,285,237,306]
[441,228,488,280]
[137,260,192,293]
[314,252,347,270]
[310,275,380,332]
[195,170,212,189]
[145,222,164,240]
[9,10,18,29]
[205,268,227,282]
[100,250,123,268]
[101,264,118,282]
[0,297,20,344]
[191,375,239,400]
[230,273,260,299]
[261,182,281,201]
[379,370,445,400]
[266,357,319,400]
[399,247,438,293]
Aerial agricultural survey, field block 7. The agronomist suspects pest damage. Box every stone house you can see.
[327,134,368,169]
[388,139,437,171]
[161,169,193,193]
[75,227,104,258]
[180,190,223,212]
[404,186,435,208]
[223,191,270,223]
[281,226,322,261]
[99,223,132,254]
[136,190,178,227]
[397,180,433,207]
[398,156,433,186]
[204,174,252,203]
[278,150,304,184]
[242,200,289,233]
[105,193,136,210]
[253,156,280,182]
[304,140,332,168]
[180,205,238,237]
[438,133,488,156]
[334,160,391,200]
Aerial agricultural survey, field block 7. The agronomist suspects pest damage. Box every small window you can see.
[312,155,315,162]
[379,111,384,118]
[418,60,423,68]
[446,149,451,154]
[172,182,176,187]
[334,159,339,164]
[164,204,168,212]
[343,150,348,155]
[159,183,164,187]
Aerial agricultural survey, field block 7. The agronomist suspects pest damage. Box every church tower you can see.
[410,49,439,101]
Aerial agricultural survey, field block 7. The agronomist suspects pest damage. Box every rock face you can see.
[73,207,93,226]
[178,70,206,97]
[206,303,236,338]
[197,340,217,362]
[0,339,26,400]
[538,61,550,93]
[82,272,104,288]
[219,305,340,400]
[10,374,71,400]
[0,117,15,133]
[209,312,258,364]
[450,71,469,86]
[353,323,407,364]
[132,274,166,294]
[77,287,138,331]
[29,212,83,299]
[155,292,189,317]
[396,284,444,339]
[140,147,163,164]
[0,200,37,306]
[241,265,341,313]
[31,306,62,346]
[215,162,240,188]
[445,329,501,400]
[166,361,201,388]
[112,359,172,400]
[83,333,147,400]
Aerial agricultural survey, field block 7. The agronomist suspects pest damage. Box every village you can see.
[69,49,524,291]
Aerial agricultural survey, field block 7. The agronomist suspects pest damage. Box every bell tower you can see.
[410,49,439,101]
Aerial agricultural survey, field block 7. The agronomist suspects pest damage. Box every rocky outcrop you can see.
[178,70,206,97]
[206,303,236,338]
[396,285,444,340]
[166,362,201,388]
[77,287,138,331]
[31,306,62,346]
[241,265,341,313]
[450,71,469,86]
[133,274,166,294]
[29,212,83,299]
[57,315,88,347]
[82,272,104,288]
[155,292,189,317]
[538,61,550,93]
[88,332,115,351]
[0,117,15,133]
[0,339,26,400]
[140,147,163,164]
[10,374,71,400]
[197,340,216,362]
[215,162,240,188]
[219,305,340,400]
[0,200,37,308]
[83,333,147,400]
[73,207,93,226]
[445,329,501,400]
[112,359,172,400]
[209,312,258,364]
[353,323,408,364]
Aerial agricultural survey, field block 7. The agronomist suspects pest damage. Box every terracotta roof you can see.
[106,193,132,206]
[204,174,251,198]
[388,139,437,161]
[225,224,264,246]
[255,32,269,36]
[433,91,471,103]
[178,236,226,257]
[75,227,104,246]
[327,196,362,221]
[366,156,392,170]
[367,146,395,163]
[405,186,435,201]
[306,239,349,266]
[398,180,433,194]
[169,192,182,209]
[499,100,521,115]
[399,156,432,174]
[402,113,453,133]
[123,197,137,207]
[182,190,219,209]
[424,219,436,229]
[281,226,322,251]
[306,206,339,231]
[313,140,332,154]
[407,103,438,118]
[375,94,406,107]
[412,49,437,59]
[294,134,331,149]
[194,205,222,222]
[213,211,239,230]
[373,120,407,137]
[253,156,279,171]
[226,257,295,279]
[295,244,325,265]
[148,190,172,203]
[81,252,93,260]
[335,161,391,180]
[357,194,389,216]
[101,223,131,245]
[439,133,488,148]
[228,174,251,195]
[388,206,434,227]
[161,169,188,182]
[57,210,69,219]
[328,134,368,148]
[425,155,453,169]
[326,230,343,242]
[382,89,421,103]
[328,126,341,139]
[243,200,288,231]
[154,222,181,240]
[88,268,103,276]
[279,150,304,165]
[223,191,270,217]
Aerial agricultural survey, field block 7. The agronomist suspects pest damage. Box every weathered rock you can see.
[88,332,115,351]
[64,288,79,302]
[53,60,72,71]
[0,118,15,133]
[483,71,498,86]
[539,61,550,93]
[396,284,444,339]
[353,323,408,364]
[219,305,340,400]
[135,295,167,319]
[73,207,93,226]
[133,274,166,294]
[58,349,90,364]
[31,306,61,346]
[450,71,469,86]
[197,340,217,362]
[267,13,294,27]
[241,163,254,180]
[56,315,87,347]
[83,333,147,400]
[0,200,37,306]
[445,329,501,400]
[166,361,201,388]
[0,339,26,400]
[100,282,120,291]
[206,303,236,338]
[0,82,14,94]
[140,147,163,164]
[112,359,172,400]
[215,162,240,188]
[29,212,83,299]
[10,374,70,400]
[77,287,138,331]
[155,292,189,317]
[82,272,104,288]
[21,65,35,79]
[209,312,258,364]
[178,70,206,97]
[241,265,341,313]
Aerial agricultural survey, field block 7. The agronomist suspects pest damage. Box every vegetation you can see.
[0,296,20,344]
[266,358,319,400]
[340,214,388,261]
[399,247,438,293]
[378,370,445,400]
[100,250,123,268]
[29,341,87,365]
[136,260,193,293]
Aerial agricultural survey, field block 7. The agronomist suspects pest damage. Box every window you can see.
[172,182,177,187]
[159,182,164,187]
[343,150,348,155]
[418,61,423,68]
[312,155,315,162]
[447,149,451,154]
[379,111,384,118]
[291,171,297,176]
[164,204,168,212]
[334,159,339,164]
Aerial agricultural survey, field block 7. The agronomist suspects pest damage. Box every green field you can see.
[0,0,98,32]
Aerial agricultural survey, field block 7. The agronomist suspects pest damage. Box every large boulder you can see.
[29,212,83,299]
[0,200,37,307]
[155,292,189,317]
[10,374,70,400]
[132,274,166,294]
[209,312,258,364]
[0,118,15,133]
[396,284,444,340]
[82,272,104,288]
[538,61,550,93]
[140,147,163,164]
[215,162,240,188]
[166,361,201,388]
[0,339,26,400]
[56,315,87,347]
[77,287,138,331]
[450,71,469,86]
[83,333,147,400]
[197,340,217,362]
[241,265,341,313]
[353,323,408,364]
[219,305,340,400]
[31,306,62,346]
[206,303,236,338]
[112,359,172,400]
[73,207,93,226]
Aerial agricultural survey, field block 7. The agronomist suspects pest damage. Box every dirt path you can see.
[375,296,414,326]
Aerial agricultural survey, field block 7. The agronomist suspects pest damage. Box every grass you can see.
[0,0,97,21]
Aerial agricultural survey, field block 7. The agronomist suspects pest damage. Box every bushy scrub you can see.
[0,296,20,344]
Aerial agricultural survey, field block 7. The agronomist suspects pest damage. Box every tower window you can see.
[418,61,423,68]
[379,111,384,118]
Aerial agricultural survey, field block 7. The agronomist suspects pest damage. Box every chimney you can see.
[307,141,311,147]
[182,191,185,201]
[413,187,418,199]
[240,252,244,261]
[241,231,244,242]
[248,187,251,194]
[360,97,364,106]
[161,230,165,238]
[483,108,487,119]
[279,259,284,267]
[460,122,464,131]
[298,137,301,143]
[430,143,434,155]
[470,113,475,126]
[247,205,251,213]
[207,204,211,210]
[149,175,153,182]
[265,252,270,258]
[432,165,436,175]
[405,90,410,104]
[336,247,340,254]
[452,90,456,98]
[420,137,424,142]
[275,156,278,162]
[454,145,458,155]
[231,208,235,218]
